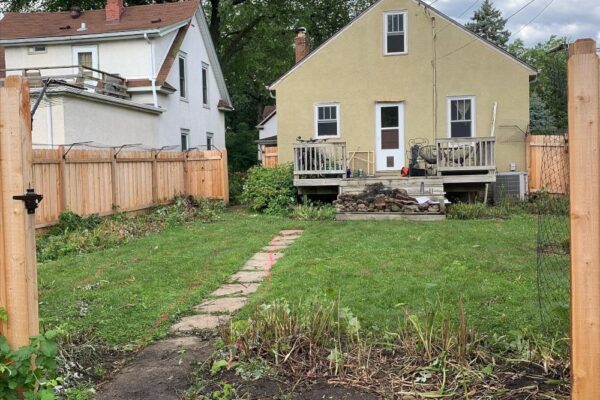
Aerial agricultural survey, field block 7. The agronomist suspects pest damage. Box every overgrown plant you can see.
[0,324,60,400]
[37,197,225,262]
[216,299,569,399]
[240,164,296,215]
[290,202,336,221]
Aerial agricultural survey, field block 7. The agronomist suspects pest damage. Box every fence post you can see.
[0,76,39,348]
[222,150,229,205]
[111,147,118,212]
[151,150,159,205]
[568,38,600,399]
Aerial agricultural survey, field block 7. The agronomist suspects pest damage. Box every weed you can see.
[290,202,336,221]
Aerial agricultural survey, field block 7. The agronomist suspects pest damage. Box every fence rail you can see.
[32,147,228,228]
[436,137,496,172]
[293,142,347,176]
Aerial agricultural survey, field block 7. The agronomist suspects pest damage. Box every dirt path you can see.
[96,230,304,400]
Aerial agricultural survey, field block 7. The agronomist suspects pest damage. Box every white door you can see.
[375,103,405,171]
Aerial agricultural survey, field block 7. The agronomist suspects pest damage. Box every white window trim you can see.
[383,11,408,56]
[178,52,188,101]
[314,103,341,139]
[447,96,476,138]
[202,62,210,109]
[206,132,214,150]
[181,128,190,150]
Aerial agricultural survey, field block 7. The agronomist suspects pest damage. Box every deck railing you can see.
[0,65,129,99]
[293,142,347,176]
[436,137,496,172]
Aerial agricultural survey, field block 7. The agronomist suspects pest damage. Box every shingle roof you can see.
[0,1,199,41]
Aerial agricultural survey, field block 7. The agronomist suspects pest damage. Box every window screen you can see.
[386,13,406,54]
[179,56,187,99]
[202,66,209,106]
[449,98,473,138]
[316,105,339,137]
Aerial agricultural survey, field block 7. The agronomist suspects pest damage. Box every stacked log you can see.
[334,183,441,214]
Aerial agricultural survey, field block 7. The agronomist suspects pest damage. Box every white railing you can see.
[0,65,129,99]
[293,142,347,176]
[436,137,496,172]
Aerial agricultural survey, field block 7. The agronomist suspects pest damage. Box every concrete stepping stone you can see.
[280,230,304,236]
[194,296,248,314]
[170,314,230,333]
[211,283,260,297]
[243,260,272,270]
[249,252,283,262]
[230,270,270,283]
[262,245,288,252]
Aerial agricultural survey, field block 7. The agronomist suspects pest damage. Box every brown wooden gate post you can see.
[568,38,600,399]
[0,76,39,348]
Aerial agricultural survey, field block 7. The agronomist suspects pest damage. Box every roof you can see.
[256,135,277,145]
[257,107,276,128]
[0,1,199,42]
[269,0,537,89]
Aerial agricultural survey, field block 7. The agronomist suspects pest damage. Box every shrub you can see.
[290,203,336,221]
[448,203,509,220]
[240,164,296,215]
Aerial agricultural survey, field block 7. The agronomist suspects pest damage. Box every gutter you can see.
[36,87,164,114]
[144,33,159,107]
[0,29,162,46]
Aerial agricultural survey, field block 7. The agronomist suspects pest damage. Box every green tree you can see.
[530,93,556,133]
[465,0,510,48]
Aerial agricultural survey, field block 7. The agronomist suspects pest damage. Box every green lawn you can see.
[39,212,559,349]
[244,214,554,336]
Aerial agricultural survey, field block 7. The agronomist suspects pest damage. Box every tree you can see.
[465,0,510,48]
[530,93,556,133]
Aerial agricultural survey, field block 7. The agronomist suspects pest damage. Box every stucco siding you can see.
[273,0,531,173]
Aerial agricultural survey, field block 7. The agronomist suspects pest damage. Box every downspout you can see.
[144,33,158,107]
[431,15,438,141]
[46,100,54,146]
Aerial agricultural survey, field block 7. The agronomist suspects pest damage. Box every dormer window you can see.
[384,11,407,55]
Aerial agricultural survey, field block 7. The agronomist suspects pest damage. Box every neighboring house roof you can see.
[257,107,276,129]
[0,1,199,41]
[269,0,537,89]
[0,0,233,110]
[256,135,277,145]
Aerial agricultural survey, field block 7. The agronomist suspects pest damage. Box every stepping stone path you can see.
[171,229,303,333]
[97,230,303,400]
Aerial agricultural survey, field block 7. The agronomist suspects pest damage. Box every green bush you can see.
[240,164,296,215]
[290,203,336,221]
[448,203,509,220]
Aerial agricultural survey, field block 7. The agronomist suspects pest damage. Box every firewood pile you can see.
[335,183,441,213]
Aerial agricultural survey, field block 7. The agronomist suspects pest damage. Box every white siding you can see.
[259,114,277,140]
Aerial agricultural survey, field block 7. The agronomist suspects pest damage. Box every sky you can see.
[429,0,600,46]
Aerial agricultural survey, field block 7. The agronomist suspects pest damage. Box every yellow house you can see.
[268,0,536,197]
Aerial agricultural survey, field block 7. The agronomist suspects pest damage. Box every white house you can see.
[0,0,232,150]
[256,105,277,161]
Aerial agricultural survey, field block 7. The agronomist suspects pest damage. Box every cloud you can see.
[429,0,600,45]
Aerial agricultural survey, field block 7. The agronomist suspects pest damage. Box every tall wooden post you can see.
[0,76,39,348]
[568,38,600,399]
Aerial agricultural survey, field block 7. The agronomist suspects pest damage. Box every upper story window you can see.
[384,11,407,55]
[178,53,188,100]
[202,63,209,107]
[28,45,47,55]
[315,104,340,138]
[448,96,475,138]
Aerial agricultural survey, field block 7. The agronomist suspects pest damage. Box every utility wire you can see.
[438,0,541,60]
[437,0,482,35]
[510,0,555,39]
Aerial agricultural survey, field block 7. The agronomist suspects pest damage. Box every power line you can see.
[437,0,482,35]
[510,0,555,39]
[438,0,541,60]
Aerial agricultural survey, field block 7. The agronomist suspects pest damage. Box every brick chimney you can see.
[294,28,309,63]
[106,0,125,23]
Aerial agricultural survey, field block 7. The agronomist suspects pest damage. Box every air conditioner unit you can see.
[493,172,528,202]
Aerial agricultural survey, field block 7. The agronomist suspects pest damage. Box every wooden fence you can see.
[527,134,569,194]
[32,147,229,228]
[261,146,278,168]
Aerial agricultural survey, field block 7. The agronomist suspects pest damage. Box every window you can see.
[384,11,407,55]
[448,97,475,138]
[315,104,340,137]
[206,132,214,150]
[28,45,47,54]
[72,46,98,77]
[178,54,187,100]
[181,129,190,150]
[202,63,209,107]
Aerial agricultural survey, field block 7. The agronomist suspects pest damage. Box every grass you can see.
[242,214,561,337]
[39,210,562,348]
[38,212,302,346]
